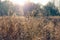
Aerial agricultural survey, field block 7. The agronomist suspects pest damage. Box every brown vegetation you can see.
[0,16,60,40]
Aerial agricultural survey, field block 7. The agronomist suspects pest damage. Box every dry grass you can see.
[0,16,60,40]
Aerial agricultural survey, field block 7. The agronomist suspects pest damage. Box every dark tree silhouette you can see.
[44,2,60,16]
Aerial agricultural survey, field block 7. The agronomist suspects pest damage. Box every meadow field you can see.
[0,0,60,40]
[0,16,60,40]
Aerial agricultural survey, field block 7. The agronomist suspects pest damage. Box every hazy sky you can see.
[30,0,51,5]
[1,0,51,5]
[1,0,60,6]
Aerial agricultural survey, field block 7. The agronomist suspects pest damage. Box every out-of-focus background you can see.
[0,0,60,40]
[0,0,60,16]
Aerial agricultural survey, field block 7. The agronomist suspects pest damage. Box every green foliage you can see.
[44,2,60,16]
[0,1,16,16]
[0,1,60,16]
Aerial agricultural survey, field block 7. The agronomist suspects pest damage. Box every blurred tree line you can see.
[0,0,23,16]
[23,2,60,17]
[0,0,60,16]
[0,0,13,16]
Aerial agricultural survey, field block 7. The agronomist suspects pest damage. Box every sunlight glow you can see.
[10,0,51,6]
[1,0,5,1]
[10,0,27,6]
[30,0,39,4]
